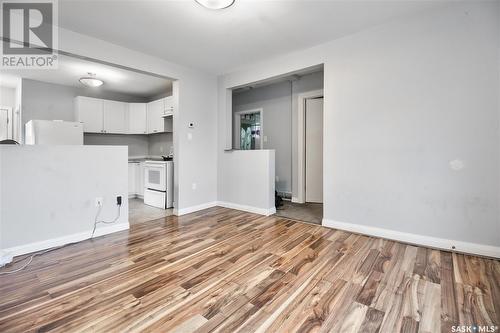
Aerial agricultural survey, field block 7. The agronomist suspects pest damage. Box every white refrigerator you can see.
[25,120,84,145]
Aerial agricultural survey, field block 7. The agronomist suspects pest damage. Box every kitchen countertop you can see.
[128,155,165,162]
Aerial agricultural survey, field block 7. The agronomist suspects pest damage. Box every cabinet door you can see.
[75,96,103,133]
[164,96,174,116]
[137,162,145,197]
[128,103,147,134]
[103,100,127,134]
[128,163,137,196]
[147,99,164,134]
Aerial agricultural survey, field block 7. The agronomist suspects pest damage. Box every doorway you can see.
[276,90,324,225]
[230,68,324,225]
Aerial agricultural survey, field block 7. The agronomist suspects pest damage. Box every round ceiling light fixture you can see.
[79,73,104,87]
[195,0,235,10]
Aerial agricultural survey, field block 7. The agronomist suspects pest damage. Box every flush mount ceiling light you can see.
[79,73,104,87]
[195,0,235,10]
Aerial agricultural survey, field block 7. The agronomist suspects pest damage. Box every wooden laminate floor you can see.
[0,207,498,332]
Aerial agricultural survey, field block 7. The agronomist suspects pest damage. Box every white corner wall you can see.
[218,150,275,216]
[0,145,129,255]
[218,2,500,257]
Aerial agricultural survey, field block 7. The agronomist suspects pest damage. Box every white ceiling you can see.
[58,0,447,74]
[0,54,172,98]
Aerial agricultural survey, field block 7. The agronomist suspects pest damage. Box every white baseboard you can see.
[1,223,130,258]
[216,201,276,216]
[173,201,276,217]
[291,197,303,203]
[174,201,218,216]
[322,218,500,258]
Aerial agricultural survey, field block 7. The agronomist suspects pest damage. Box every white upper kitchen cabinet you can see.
[128,103,147,134]
[164,96,174,116]
[103,100,127,134]
[74,96,103,133]
[147,99,164,134]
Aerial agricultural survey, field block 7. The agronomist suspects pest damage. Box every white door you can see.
[128,103,147,134]
[305,98,323,203]
[147,99,164,134]
[75,97,103,133]
[103,100,127,134]
[0,108,11,140]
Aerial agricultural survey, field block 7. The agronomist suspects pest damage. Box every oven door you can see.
[144,163,166,191]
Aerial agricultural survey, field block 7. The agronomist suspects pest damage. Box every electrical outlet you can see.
[192,183,197,190]
[95,197,103,207]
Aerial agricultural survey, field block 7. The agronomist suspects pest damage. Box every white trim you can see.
[1,223,129,258]
[322,218,500,258]
[291,196,301,203]
[0,106,13,140]
[174,201,218,216]
[297,90,323,203]
[216,201,276,216]
[234,108,264,150]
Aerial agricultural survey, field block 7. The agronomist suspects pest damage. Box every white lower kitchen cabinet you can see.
[128,161,145,198]
[137,162,145,197]
[128,162,138,197]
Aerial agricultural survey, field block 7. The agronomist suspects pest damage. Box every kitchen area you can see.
[75,94,176,223]
[1,53,177,223]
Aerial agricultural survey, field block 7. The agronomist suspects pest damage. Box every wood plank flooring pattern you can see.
[0,207,498,332]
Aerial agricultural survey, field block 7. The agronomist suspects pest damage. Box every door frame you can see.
[296,90,323,203]
[233,108,264,149]
[0,106,13,140]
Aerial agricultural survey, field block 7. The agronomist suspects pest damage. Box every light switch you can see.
[187,132,193,141]
[263,136,268,143]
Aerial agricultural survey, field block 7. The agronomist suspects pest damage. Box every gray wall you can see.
[233,71,323,196]
[0,145,129,251]
[84,132,173,157]
[148,132,173,156]
[219,2,500,251]
[84,134,149,156]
